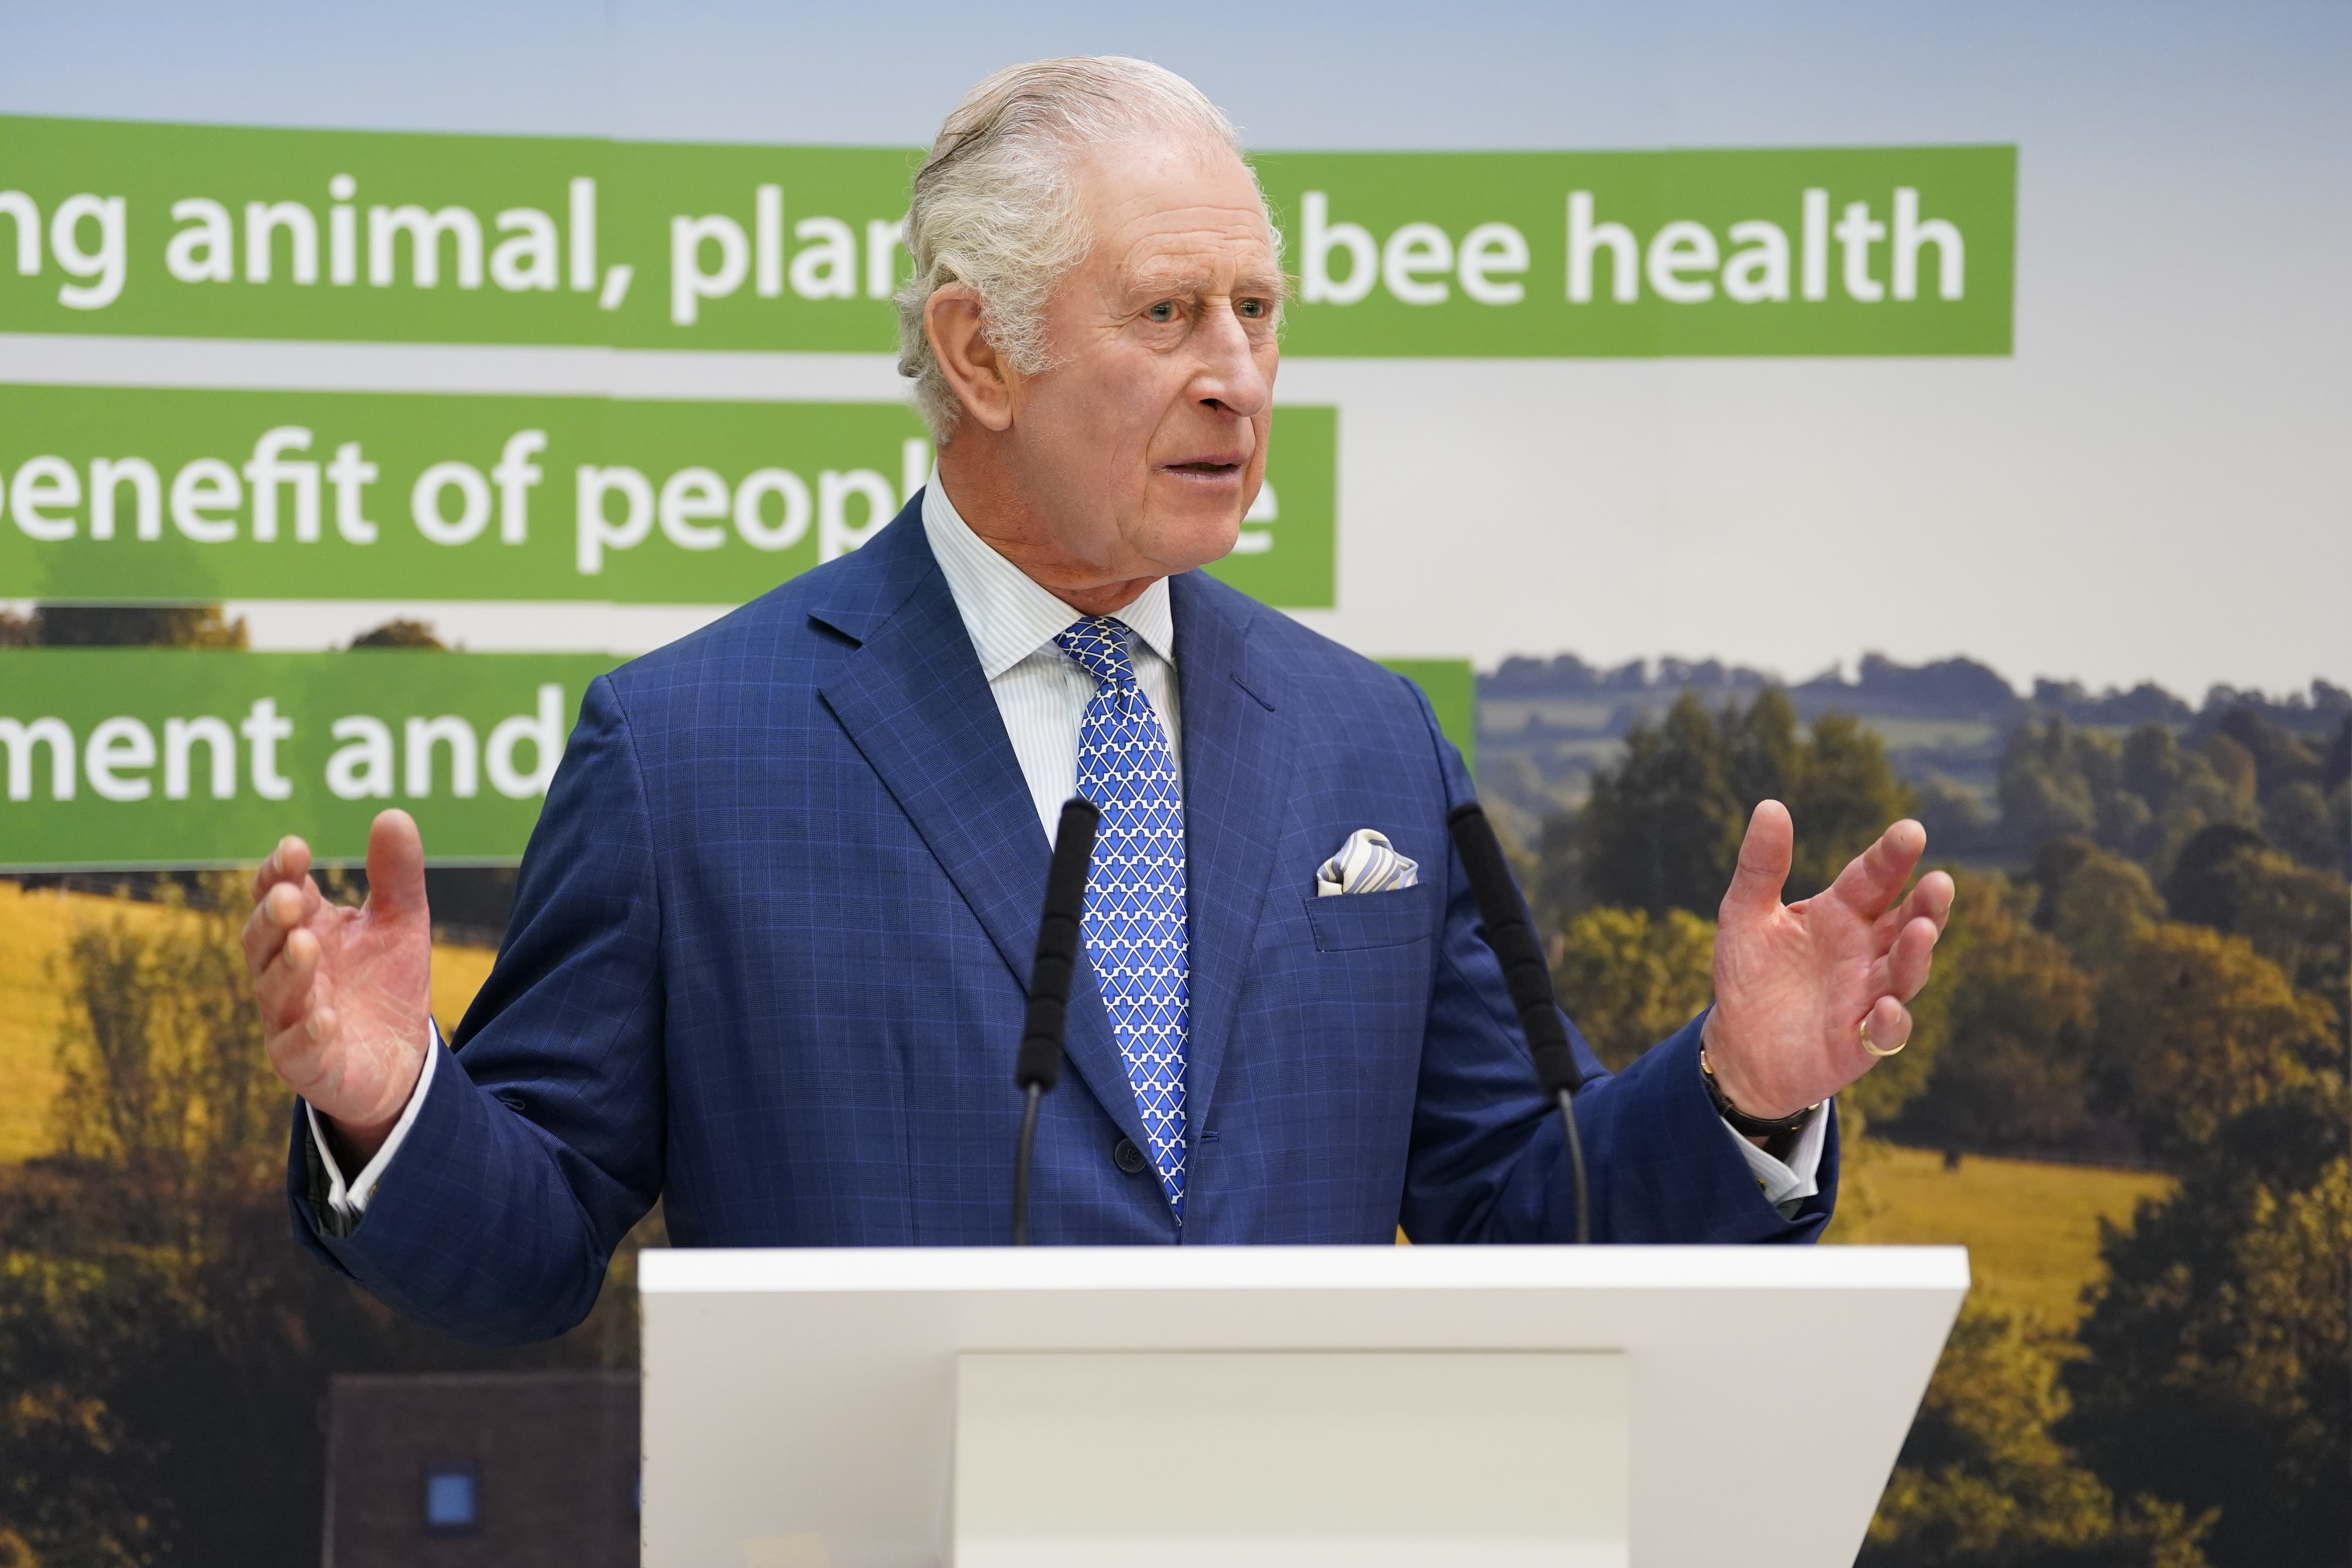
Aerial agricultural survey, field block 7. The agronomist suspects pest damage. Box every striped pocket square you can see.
[1315,828,1421,896]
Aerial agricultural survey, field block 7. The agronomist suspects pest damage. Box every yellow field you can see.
[0,880,497,1163]
[1826,1139,2174,1326]
[430,943,497,1039]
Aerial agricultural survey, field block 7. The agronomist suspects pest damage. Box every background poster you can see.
[0,4,2344,1566]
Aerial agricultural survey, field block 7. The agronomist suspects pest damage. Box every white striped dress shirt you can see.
[922,470,1181,844]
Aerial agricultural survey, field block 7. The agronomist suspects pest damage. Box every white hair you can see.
[894,56,1275,443]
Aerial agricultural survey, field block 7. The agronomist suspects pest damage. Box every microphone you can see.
[1013,796,1101,1246]
[1446,801,1591,1243]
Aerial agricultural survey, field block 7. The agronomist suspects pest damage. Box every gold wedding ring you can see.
[1860,1017,1907,1058]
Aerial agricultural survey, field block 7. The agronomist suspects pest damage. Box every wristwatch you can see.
[1699,1048,1819,1139]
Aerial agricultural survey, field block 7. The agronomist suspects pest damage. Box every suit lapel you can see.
[816,517,1154,1158]
[1171,573,1295,1137]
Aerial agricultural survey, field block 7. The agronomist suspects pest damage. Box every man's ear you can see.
[925,285,1016,433]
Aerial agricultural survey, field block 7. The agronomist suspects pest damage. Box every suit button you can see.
[1113,1138,1149,1174]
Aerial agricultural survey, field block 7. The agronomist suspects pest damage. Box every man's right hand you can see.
[243,809,435,1168]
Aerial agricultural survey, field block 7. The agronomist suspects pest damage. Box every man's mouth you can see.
[1162,459,1244,477]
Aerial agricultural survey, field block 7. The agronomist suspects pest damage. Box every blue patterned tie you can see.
[1055,615,1188,1213]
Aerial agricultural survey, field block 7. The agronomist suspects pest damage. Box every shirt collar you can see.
[920,468,1177,682]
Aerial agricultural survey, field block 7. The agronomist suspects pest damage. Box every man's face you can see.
[999,136,1283,586]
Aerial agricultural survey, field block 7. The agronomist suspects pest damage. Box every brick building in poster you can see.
[321,1372,639,1567]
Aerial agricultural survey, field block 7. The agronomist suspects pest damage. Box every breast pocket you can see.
[1302,883,1438,952]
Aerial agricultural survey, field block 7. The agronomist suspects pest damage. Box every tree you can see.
[2205,704,2322,803]
[1784,710,1920,897]
[2119,724,2186,820]
[48,889,279,1261]
[1582,692,1743,915]
[1892,873,2107,1156]
[2064,1082,2350,1567]
[1915,777,2007,864]
[1583,689,1913,915]
[2036,841,2164,970]
[1999,719,2261,871]
[2151,738,2262,875]
[347,617,446,650]
[1999,719,2125,856]
[21,606,248,648]
[1863,1300,2212,1568]
[2194,732,2256,812]
[2261,780,2345,874]
[0,880,652,1565]
[2090,924,2338,1160]
[2163,827,2349,1041]
[1530,808,1590,937]
[0,1247,176,1567]
[1552,906,1715,1071]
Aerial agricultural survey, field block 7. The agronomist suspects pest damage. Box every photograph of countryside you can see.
[0,607,2341,1568]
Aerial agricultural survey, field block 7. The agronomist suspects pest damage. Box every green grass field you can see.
[1826,1139,2174,1326]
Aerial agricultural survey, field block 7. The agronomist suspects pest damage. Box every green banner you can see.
[0,650,617,866]
[0,386,1337,608]
[0,116,2012,357]
[1380,659,1476,771]
[1256,146,2014,357]
[0,648,1468,869]
[0,117,913,351]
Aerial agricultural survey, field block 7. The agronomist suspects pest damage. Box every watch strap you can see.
[1700,1048,1819,1138]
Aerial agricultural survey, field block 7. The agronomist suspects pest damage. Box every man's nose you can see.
[1192,304,1270,419]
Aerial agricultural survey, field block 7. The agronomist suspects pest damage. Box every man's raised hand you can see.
[1702,801,1955,1122]
[242,809,435,1166]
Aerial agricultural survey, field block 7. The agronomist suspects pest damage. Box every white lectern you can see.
[641,1245,1967,1568]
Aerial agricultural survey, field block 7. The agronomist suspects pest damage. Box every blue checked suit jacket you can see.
[289,498,1838,1345]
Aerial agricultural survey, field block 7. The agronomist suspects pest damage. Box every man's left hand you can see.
[1702,802,1955,1121]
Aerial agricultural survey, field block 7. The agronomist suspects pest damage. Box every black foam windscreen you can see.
[1446,802,1586,1096]
[1014,797,1100,1092]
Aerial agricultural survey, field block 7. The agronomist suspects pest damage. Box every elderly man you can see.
[244,57,1950,1345]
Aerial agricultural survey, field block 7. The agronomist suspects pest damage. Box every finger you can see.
[363,809,430,925]
[1827,818,1927,920]
[1913,869,1956,935]
[1719,800,1794,924]
[263,1006,337,1092]
[240,900,285,975]
[1881,867,1954,940]
[270,877,324,939]
[253,926,323,1029]
[240,874,321,973]
[1863,914,1941,1003]
[1862,996,1913,1056]
[250,835,313,904]
[1886,915,1940,1002]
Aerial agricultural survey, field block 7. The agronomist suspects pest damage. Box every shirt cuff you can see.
[306,1020,440,1218]
[1717,1097,1831,1220]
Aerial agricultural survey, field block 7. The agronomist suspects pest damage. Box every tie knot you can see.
[1055,615,1139,690]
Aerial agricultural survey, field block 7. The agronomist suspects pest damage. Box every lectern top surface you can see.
[642,1244,1970,1567]
[639,1241,1968,1296]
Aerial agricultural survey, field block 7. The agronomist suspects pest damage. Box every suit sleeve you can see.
[1394,681,1838,1245]
[284,674,667,1345]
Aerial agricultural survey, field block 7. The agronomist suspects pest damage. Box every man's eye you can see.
[1147,301,1177,322]
[1238,298,1266,319]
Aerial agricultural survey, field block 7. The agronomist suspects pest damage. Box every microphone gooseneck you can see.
[1013,797,1101,1246]
[1447,801,1592,1244]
